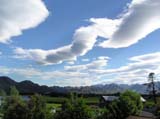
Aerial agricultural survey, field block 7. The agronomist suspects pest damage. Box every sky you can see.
[0,0,160,86]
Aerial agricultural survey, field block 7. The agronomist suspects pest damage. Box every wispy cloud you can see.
[0,0,49,43]
[64,57,109,72]
[81,59,90,62]
[1,52,160,86]
[90,52,160,84]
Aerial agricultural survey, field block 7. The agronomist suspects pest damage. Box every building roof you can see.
[140,97,146,102]
[102,96,146,102]
[102,96,119,101]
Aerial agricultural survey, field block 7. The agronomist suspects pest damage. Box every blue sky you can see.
[0,0,160,86]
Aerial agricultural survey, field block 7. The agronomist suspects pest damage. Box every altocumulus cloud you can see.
[0,0,49,43]
[14,0,160,65]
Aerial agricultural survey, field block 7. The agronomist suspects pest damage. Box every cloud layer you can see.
[0,0,49,43]
[13,0,160,65]
[1,52,160,86]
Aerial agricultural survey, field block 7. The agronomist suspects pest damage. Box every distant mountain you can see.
[0,76,52,94]
[65,83,148,94]
[16,80,52,94]
[0,76,159,94]
[0,76,17,92]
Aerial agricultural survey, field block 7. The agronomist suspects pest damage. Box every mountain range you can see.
[0,76,159,95]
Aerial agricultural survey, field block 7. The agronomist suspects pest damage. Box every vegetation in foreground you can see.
[0,86,150,119]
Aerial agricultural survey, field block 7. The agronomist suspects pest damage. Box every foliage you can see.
[0,90,6,97]
[1,87,52,119]
[27,94,52,119]
[99,90,143,119]
[3,98,28,119]
[119,90,143,116]
[147,72,157,104]
[0,90,6,115]
[43,96,99,105]
[10,86,19,96]
[156,97,160,117]
[54,93,93,119]
[2,88,28,119]
[0,87,144,119]
[144,100,155,109]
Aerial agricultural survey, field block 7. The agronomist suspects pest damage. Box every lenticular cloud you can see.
[0,0,49,43]
[14,0,160,65]
[99,0,160,48]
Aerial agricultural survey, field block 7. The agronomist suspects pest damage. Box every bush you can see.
[27,94,53,119]
[144,101,155,109]
[1,87,52,119]
[156,97,160,117]
[54,94,93,119]
[2,92,28,119]
[119,90,143,116]
[99,90,143,119]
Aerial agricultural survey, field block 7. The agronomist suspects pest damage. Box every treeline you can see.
[0,87,148,119]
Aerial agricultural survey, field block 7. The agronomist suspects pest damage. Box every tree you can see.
[0,89,6,96]
[10,86,19,96]
[2,87,28,119]
[96,108,114,119]
[0,89,6,114]
[27,94,51,119]
[156,98,160,117]
[118,90,143,117]
[54,93,92,119]
[99,90,143,119]
[147,72,157,104]
[3,97,28,119]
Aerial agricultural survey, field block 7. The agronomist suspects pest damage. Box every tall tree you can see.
[0,89,6,96]
[54,93,92,119]
[27,94,51,119]
[148,72,157,104]
[10,86,19,96]
[2,87,28,119]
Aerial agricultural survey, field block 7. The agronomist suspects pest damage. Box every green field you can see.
[47,103,62,110]
[43,96,100,105]
[43,96,68,103]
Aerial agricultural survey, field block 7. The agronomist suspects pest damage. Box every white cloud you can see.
[64,58,109,72]
[0,0,49,43]
[67,61,75,65]
[81,58,90,62]
[13,0,160,65]
[98,56,110,60]
[90,52,160,84]
[0,66,94,86]
[99,0,160,48]
[13,19,118,65]
[13,25,98,65]
[1,52,160,86]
